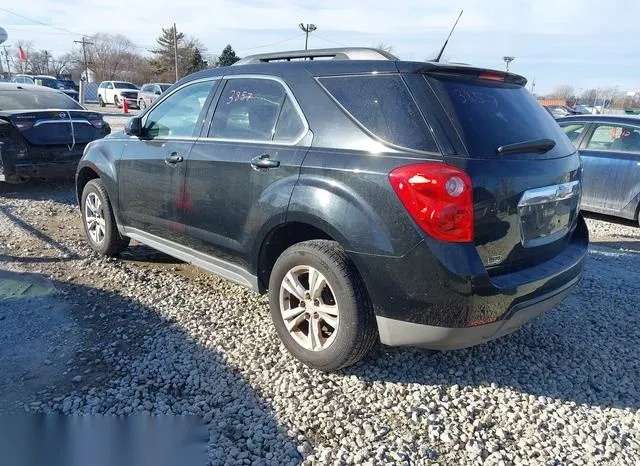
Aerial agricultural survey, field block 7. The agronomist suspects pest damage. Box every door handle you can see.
[165,152,184,165]
[250,154,280,170]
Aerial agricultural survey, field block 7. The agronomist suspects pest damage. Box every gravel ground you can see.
[1,181,639,465]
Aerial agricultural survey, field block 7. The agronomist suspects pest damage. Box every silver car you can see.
[557,115,640,226]
[137,83,172,110]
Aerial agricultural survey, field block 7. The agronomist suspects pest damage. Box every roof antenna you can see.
[434,10,463,62]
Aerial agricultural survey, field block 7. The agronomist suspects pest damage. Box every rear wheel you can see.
[268,240,377,371]
[81,179,129,256]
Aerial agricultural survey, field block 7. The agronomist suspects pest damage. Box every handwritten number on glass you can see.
[226,89,254,104]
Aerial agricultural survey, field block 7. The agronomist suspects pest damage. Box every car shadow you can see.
[346,249,640,411]
[0,179,77,206]
[0,269,301,464]
[583,211,638,229]
[0,204,80,261]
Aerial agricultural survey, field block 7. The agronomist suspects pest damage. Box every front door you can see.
[117,79,219,243]
[183,76,310,269]
[580,123,640,213]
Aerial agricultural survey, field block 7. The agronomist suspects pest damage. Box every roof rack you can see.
[234,47,398,65]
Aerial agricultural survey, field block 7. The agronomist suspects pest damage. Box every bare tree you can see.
[73,33,140,82]
[376,42,395,55]
[548,85,575,99]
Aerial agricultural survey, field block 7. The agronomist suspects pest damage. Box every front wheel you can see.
[114,95,121,108]
[139,99,146,110]
[98,95,105,107]
[268,240,378,371]
[81,179,130,256]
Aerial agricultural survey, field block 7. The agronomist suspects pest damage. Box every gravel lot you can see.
[1,181,639,465]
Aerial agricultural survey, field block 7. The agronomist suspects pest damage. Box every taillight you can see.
[14,121,34,131]
[389,163,474,242]
[89,119,104,128]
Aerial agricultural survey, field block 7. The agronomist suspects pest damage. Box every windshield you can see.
[0,89,84,110]
[38,78,63,89]
[114,82,137,90]
[427,75,575,158]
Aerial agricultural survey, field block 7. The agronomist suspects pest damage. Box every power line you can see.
[313,35,348,47]
[0,7,87,37]
[238,34,306,53]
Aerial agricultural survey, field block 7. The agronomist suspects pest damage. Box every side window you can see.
[318,75,438,152]
[144,80,216,138]
[586,125,640,153]
[209,78,286,142]
[559,123,585,145]
[273,97,306,142]
[106,83,113,89]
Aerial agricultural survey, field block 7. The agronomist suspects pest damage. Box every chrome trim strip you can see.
[33,119,92,127]
[517,180,580,207]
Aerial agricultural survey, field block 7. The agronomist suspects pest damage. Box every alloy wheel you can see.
[279,265,340,351]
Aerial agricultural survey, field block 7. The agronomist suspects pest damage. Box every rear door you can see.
[117,79,218,243]
[579,122,640,213]
[183,76,310,269]
[408,71,582,273]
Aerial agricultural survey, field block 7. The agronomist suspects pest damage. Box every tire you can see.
[81,179,130,256]
[98,95,105,107]
[268,240,378,371]
[139,100,146,110]
[114,95,121,108]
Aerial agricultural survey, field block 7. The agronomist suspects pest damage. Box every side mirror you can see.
[155,90,162,95]
[124,117,142,136]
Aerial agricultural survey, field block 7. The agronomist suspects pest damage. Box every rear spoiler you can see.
[397,62,527,86]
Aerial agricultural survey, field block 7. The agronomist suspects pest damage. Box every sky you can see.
[1,0,639,95]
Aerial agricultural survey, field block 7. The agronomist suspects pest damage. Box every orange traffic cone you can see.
[122,96,129,114]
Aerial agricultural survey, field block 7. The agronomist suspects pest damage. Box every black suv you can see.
[76,48,588,371]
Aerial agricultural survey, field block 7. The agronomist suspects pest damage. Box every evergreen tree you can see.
[150,27,185,77]
[183,47,208,75]
[217,45,240,67]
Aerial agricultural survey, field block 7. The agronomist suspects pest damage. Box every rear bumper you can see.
[376,273,580,349]
[0,146,84,182]
[350,214,589,349]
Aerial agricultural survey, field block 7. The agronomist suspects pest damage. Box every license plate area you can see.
[517,181,580,248]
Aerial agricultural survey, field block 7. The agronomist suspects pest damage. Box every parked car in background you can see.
[10,74,79,101]
[97,81,139,108]
[0,82,109,183]
[544,104,579,118]
[557,115,640,225]
[57,78,80,93]
[138,83,172,109]
[76,47,587,371]
[573,104,593,115]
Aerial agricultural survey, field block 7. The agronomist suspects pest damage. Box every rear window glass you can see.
[319,75,438,153]
[428,76,575,157]
[0,90,83,110]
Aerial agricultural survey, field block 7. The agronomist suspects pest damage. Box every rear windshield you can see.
[318,75,439,153]
[0,90,83,110]
[427,75,575,157]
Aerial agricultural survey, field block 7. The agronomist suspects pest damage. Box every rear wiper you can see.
[496,138,556,155]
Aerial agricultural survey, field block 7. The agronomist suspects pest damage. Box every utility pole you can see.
[1,46,10,75]
[299,23,317,50]
[173,23,179,82]
[44,50,49,74]
[74,37,93,83]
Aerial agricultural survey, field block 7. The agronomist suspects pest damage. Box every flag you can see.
[18,46,27,62]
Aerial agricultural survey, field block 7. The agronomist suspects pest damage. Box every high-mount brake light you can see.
[478,71,506,82]
[389,163,474,243]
